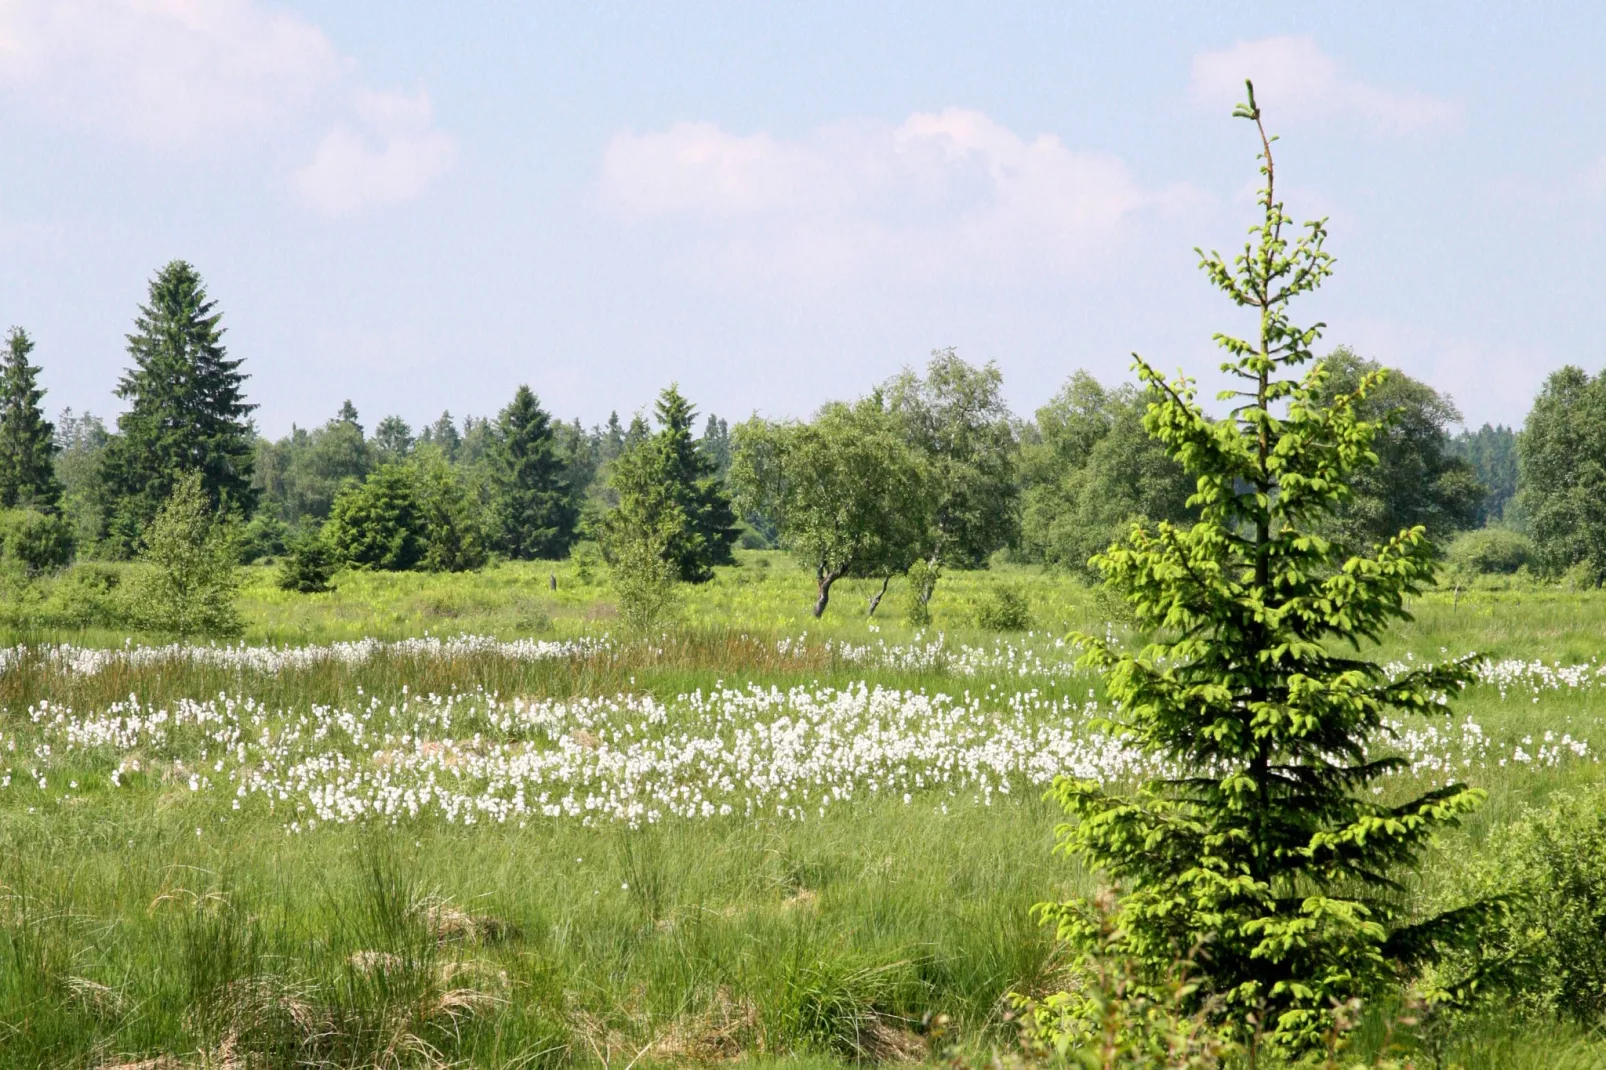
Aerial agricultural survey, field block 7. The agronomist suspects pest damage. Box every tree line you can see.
[0,256,1587,619]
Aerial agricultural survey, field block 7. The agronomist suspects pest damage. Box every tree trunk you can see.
[813,567,841,618]
[866,575,892,617]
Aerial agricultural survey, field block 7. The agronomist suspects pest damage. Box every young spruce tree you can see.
[0,327,62,512]
[101,261,256,551]
[492,385,575,559]
[1040,84,1486,1052]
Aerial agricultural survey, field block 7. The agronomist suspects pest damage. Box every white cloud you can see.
[599,109,1202,284]
[1190,36,1460,137]
[0,0,340,142]
[294,89,457,216]
[0,0,454,213]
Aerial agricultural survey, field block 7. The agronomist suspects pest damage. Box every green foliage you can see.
[100,261,256,551]
[1451,424,1518,526]
[0,507,74,574]
[1517,365,1606,581]
[1313,348,1483,548]
[608,508,681,633]
[413,449,489,573]
[975,586,1032,631]
[1446,787,1606,1026]
[1447,528,1534,576]
[54,408,109,555]
[325,463,426,571]
[1020,372,1195,576]
[904,558,940,626]
[599,385,738,584]
[0,327,63,512]
[39,560,129,627]
[277,529,338,593]
[253,402,372,526]
[730,397,930,617]
[491,385,575,559]
[237,511,288,564]
[570,539,602,584]
[1041,85,1486,1052]
[371,414,414,463]
[133,470,242,637]
[884,348,1019,570]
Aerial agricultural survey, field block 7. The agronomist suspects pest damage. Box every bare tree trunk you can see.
[813,567,840,618]
[866,575,892,617]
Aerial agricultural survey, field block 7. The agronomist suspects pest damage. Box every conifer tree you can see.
[492,385,575,559]
[652,385,738,582]
[100,261,256,550]
[1039,84,1486,1052]
[0,327,62,512]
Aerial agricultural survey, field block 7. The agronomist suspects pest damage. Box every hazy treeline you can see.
[0,256,1574,615]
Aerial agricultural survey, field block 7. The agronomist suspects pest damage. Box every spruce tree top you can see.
[0,327,62,512]
[103,260,256,540]
[1043,83,1486,1050]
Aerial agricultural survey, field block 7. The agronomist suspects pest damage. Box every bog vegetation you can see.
[3,84,1606,1069]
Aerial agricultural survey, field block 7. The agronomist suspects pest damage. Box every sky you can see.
[1,2,1602,438]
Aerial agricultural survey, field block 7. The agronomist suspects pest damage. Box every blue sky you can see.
[1,2,1602,436]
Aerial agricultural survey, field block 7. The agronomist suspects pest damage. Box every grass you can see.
[1,552,1605,1067]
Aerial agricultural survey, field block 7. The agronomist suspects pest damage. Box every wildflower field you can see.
[3,553,1606,1068]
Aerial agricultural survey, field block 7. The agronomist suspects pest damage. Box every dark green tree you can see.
[1517,366,1606,581]
[1450,423,1518,526]
[603,386,737,583]
[0,328,62,512]
[372,415,415,463]
[1039,85,1486,1052]
[420,411,461,461]
[324,463,425,571]
[413,449,488,572]
[1020,372,1194,576]
[1313,348,1482,547]
[100,261,256,551]
[491,385,575,559]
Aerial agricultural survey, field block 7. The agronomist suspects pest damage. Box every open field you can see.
[3,554,1606,1068]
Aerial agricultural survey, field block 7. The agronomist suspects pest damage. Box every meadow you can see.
[2,552,1605,1069]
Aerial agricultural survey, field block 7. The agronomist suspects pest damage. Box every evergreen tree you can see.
[0,328,62,512]
[421,410,461,461]
[372,415,415,463]
[1451,423,1518,526]
[599,387,739,585]
[699,414,732,478]
[491,385,575,559]
[324,464,425,571]
[600,411,626,464]
[652,386,738,582]
[1038,85,1486,1052]
[100,261,256,551]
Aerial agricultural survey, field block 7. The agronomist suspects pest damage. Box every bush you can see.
[1446,786,1606,1025]
[325,464,425,571]
[237,512,289,564]
[976,586,1032,631]
[277,531,338,594]
[1448,528,1535,575]
[0,507,74,574]
[41,563,130,627]
[133,472,242,638]
[610,521,680,634]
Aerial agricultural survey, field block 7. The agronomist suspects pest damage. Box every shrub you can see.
[414,453,488,573]
[0,507,73,574]
[976,586,1031,631]
[133,471,241,637]
[42,562,130,627]
[570,540,602,585]
[610,518,681,634]
[1447,528,1534,575]
[237,511,289,564]
[903,559,939,627]
[277,531,339,594]
[1444,787,1606,1025]
[325,464,425,571]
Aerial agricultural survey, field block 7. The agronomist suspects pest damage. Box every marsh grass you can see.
[3,555,1606,1065]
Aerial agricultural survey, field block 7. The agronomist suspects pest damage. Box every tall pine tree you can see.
[492,385,575,559]
[100,261,256,551]
[0,327,62,512]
